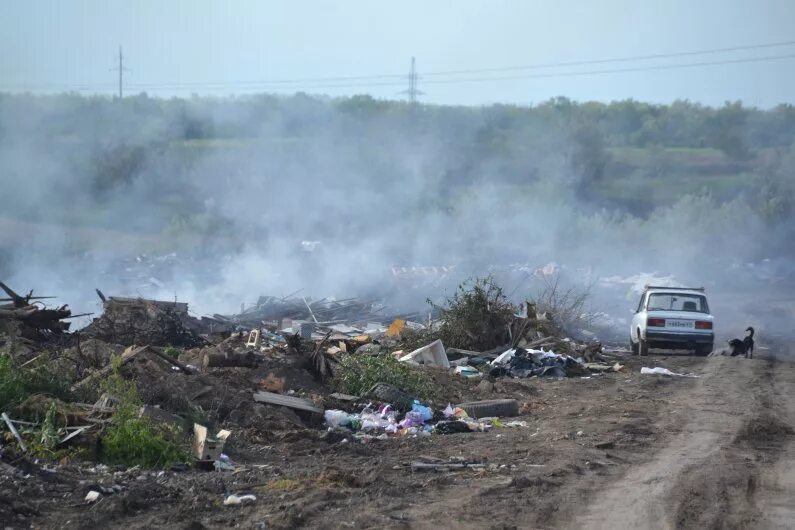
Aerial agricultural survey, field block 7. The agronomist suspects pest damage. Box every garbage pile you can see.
[323,396,527,442]
[489,347,590,378]
[0,278,627,487]
[82,292,208,347]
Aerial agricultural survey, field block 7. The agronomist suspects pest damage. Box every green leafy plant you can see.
[333,353,430,399]
[162,346,183,359]
[98,358,189,469]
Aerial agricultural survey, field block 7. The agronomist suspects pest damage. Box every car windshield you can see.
[647,293,708,313]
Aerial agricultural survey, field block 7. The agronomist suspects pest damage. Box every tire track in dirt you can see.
[569,356,791,530]
[753,350,795,529]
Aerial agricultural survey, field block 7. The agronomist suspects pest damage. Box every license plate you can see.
[667,320,693,329]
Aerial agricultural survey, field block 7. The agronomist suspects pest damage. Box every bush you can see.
[333,353,431,399]
[98,362,189,469]
[431,277,515,351]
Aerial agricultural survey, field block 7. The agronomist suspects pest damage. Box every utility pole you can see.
[408,57,417,104]
[118,46,123,98]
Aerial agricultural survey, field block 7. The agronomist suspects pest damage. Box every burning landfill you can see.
[0,276,680,527]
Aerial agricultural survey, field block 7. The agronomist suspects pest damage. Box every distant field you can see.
[600,147,758,208]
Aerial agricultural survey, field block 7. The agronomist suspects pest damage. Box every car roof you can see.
[646,289,707,297]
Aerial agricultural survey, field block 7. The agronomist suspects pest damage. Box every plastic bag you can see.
[399,410,426,428]
[411,401,433,422]
[324,410,352,428]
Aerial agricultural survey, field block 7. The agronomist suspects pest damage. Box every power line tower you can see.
[404,56,423,104]
[112,46,130,98]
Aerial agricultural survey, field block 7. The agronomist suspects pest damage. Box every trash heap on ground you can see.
[0,277,626,484]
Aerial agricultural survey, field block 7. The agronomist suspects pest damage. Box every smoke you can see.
[1,93,793,341]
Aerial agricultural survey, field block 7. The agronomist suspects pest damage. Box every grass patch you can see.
[333,353,431,399]
[0,355,72,411]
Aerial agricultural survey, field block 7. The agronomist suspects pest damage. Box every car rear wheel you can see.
[638,336,649,356]
[631,340,639,356]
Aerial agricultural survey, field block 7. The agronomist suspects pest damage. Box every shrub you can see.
[333,353,430,399]
[431,277,516,351]
[532,273,595,335]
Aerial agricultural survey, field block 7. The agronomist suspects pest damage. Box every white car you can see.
[630,286,714,356]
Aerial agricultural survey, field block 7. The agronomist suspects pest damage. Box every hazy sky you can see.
[2,0,795,107]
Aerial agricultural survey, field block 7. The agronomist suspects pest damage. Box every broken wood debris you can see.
[0,281,76,336]
[252,391,324,414]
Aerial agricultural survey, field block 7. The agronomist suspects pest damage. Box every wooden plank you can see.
[410,461,485,471]
[446,348,498,360]
[252,391,323,414]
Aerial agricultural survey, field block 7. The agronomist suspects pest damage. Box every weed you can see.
[333,353,430,399]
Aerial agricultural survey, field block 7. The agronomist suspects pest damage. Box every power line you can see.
[3,38,795,93]
[413,52,795,87]
[119,52,795,92]
[419,38,795,77]
[124,38,795,89]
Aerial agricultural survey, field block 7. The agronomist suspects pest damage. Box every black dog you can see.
[743,326,755,358]
[728,327,755,358]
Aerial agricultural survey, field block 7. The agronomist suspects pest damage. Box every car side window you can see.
[636,294,645,313]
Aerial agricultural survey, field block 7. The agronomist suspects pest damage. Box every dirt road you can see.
[572,354,795,530]
[5,352,795,529]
